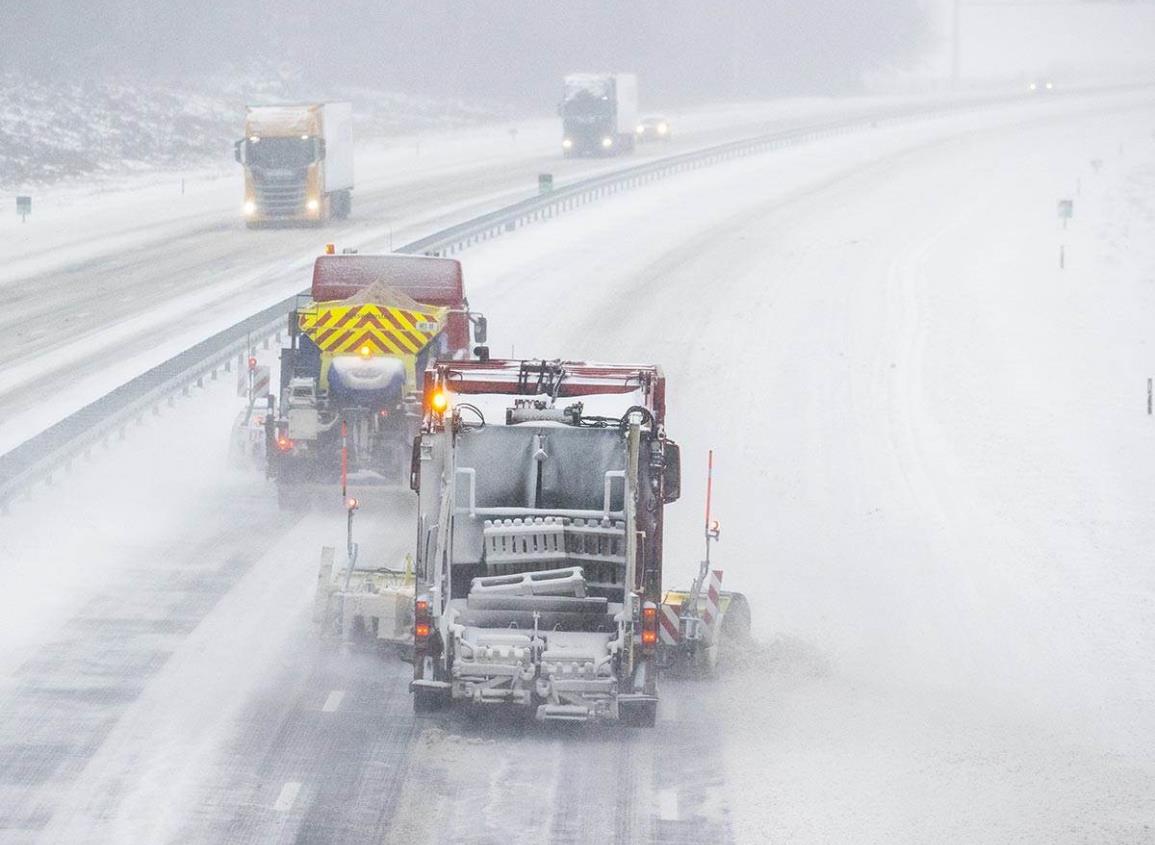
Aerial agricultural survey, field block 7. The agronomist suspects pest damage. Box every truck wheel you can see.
[277,484,306,511]
[620,700,657,728]
[413,687,445,714]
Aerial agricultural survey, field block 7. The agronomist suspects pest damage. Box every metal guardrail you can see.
[0,87,1130,510]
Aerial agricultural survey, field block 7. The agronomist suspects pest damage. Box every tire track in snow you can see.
[0,504,296,840]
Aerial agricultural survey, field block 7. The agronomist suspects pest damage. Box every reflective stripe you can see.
[299,303,446,355]
[703,570,723,637]
[659,604,680,645]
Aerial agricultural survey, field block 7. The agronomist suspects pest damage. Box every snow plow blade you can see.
[314,546,415,649]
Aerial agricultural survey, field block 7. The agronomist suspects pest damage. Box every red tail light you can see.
[276,436,294,452]
[641,602,658,652]
[415,595,432,651]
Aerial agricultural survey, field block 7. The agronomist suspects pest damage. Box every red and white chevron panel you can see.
[702,570,723,639]
[659,604,681,645]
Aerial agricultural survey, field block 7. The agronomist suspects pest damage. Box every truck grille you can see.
[253,170,307,216]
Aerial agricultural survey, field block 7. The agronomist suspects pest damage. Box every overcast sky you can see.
[2,1,925,102]
[3,2,1153,105]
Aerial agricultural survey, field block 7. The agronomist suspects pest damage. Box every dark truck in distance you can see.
[559,73,639,157]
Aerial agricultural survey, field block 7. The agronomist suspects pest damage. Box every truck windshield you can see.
[246,137,315,169]
[564,77,611,100]
[562,91,611,117]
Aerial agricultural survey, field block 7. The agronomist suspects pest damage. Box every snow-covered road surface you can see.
[1,90,1153,843]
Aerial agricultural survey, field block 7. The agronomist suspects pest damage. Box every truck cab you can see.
[235,102,354,227]
[560,73,638,157]
[409,360,680,725]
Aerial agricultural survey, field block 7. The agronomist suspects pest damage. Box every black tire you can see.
[413,687,444,714]
[620,700,657,728]
[277,483,306,511]
[332,190,352,220]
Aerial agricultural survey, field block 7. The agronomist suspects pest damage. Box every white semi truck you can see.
[560,73,639,157]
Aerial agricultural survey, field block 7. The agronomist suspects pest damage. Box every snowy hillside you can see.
[0,73,512,189]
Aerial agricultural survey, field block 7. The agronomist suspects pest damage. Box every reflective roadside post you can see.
[1057,199,1073,270]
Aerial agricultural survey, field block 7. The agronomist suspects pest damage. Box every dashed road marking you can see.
[274,781,302,812]
[657,787,679,821]
[322,689,345,712]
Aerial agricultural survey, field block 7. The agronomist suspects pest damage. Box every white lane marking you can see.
[274,781,302,812]
[322,689,345,712]
[657,787,679,821]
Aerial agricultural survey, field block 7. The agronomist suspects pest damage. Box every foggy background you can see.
[3,0,927,103]
[3,1,1154,187]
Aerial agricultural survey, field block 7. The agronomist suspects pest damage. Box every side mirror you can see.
[316,137,327,161]
[662,441,681,504]
[233,139,245,164]
[472,314,487,344]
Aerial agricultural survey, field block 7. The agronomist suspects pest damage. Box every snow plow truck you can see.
[407,358,685,725]
[313,356,751,722]
[266,250,487,508]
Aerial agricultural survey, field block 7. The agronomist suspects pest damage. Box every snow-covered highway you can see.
[0,97,921,455]
[1,88,1153,843]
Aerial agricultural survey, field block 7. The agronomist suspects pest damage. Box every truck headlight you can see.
[601,136,613,149]
[243,200,256,216]
[657,123,669,135]
[306,198,320,212]
[636,125,645,134]
[562,138,573,149]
